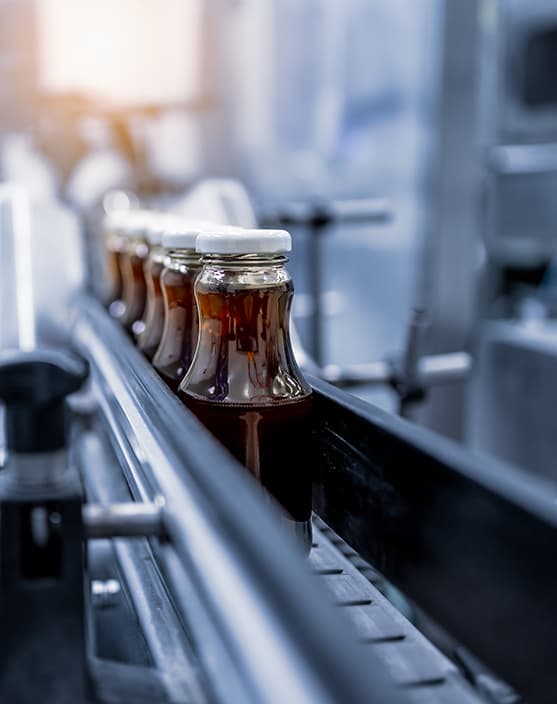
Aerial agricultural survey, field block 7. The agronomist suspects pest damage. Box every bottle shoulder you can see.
[183,262,307,405]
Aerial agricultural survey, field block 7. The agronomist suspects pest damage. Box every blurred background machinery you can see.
[1,0,554,467]
[1,0,557,702]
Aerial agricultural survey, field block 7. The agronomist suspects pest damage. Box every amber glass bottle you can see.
[178,229,313,551]
[116,212,150,332]
[102,211,127,307]
[136,215,168,359]
[152,221,204,390]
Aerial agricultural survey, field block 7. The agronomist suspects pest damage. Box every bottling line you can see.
[1,1,557,703]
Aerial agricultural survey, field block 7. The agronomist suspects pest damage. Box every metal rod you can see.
[83,502,165,539]
[399,308,428,417]
[418,351,472,385]
[320,360,391,386]
[401,309,428,389]
[308,219,324,366]
[327,197,392,223]
[259,197,393,227]
[319,352,472,389]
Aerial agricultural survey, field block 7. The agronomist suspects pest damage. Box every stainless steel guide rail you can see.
[310,375,557,704]
[72,296,403,704]
[309,519,485,704]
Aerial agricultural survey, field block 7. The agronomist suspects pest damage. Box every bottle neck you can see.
[199,253,290,290]
[165,249,202,272]
[201,252,288,268]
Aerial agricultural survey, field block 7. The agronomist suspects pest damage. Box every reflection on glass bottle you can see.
[116,212,149,332]
[136,217,167,359]
[152,221,203,391]
[102,211,127,311]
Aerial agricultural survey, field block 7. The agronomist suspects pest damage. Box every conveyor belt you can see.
[311,517,485,704]
[74,299,530,703]
[87,513,489,703]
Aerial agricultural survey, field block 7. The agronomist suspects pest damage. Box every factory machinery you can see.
[1,1,557,702]
[0,187,556,704]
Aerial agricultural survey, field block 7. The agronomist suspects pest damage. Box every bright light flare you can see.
[37,0,201,107]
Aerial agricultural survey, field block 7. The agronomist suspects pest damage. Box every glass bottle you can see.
[152,221,204,391]
[178,228,313,552]
[116,211,150,333]
[136,215,168,359]
[102,211,127,307]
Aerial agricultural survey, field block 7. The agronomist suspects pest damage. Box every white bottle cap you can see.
[196,228,292,255]
[161,217,214,250]
[118,209,152,239]
[144,212,176,246]
[103,209,129,236]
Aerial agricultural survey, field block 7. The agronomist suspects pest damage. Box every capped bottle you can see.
[152,221,204,391]
[116,211,150,332]
[136,214,168,358]
[178,228,313,551]
[102,210,127,308]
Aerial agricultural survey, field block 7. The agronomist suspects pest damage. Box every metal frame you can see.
[416,0,484,440]
[260,197,393,367]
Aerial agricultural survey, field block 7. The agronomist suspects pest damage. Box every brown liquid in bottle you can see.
[106,248,123,303]
[186,398,313,532]
[137,253,165,359]
[103,214,126,306]
[119,242,148,331]
[179,271,313,551]
[152,261,200,391]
